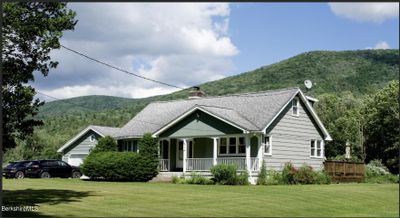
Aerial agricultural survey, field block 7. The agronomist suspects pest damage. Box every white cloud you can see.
[33,3,238,99]
[329,3,399,23]
[366,41,391,50]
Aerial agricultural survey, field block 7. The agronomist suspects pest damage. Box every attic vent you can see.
[188,86,204,99]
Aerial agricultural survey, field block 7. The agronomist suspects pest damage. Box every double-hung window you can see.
[292,98,299,116]
[310,139,323,158]
[264,136,272,155]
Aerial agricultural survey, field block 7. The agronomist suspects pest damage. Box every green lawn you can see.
[2,179,399,217]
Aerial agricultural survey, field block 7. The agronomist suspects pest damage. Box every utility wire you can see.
[60,44,185,90]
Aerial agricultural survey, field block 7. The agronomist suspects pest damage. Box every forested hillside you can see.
[5,49,399,172]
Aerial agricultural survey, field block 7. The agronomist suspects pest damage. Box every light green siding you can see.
[264,96,325,171]
[159,110,242,138]
[64,130,101,156]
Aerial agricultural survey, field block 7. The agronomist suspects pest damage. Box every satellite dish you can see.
[304,80,313,89]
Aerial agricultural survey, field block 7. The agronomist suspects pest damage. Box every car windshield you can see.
[5,162,16,168]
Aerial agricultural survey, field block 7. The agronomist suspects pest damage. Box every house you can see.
[58,87,332,179]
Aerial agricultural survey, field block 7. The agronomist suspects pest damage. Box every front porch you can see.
[158,135,262,174]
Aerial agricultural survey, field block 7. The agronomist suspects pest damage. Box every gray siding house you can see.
[58,87,331,182]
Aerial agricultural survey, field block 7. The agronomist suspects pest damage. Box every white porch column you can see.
[245,135,251,173]
[257,134,263,171]
[212,137,218,166]
[182,139,187,174]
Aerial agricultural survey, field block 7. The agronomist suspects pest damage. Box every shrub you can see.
[210,164,237,185]
[186,172,214,185]
[266,170,283,185]
[236,171,250,185]
[314,171,332,184]
[281,162,296,184]
[81,151,158,181]
[364,174,399,184]
[171,176,186,184]
[91,136,117,153]
[257,160,267,185]
[366,159,390,177]
[293,164,316,184]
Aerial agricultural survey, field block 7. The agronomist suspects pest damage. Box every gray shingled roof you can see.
[90,125,121,137]
[115,87,299,138]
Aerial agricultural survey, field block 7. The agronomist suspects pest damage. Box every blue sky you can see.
[228,3,399,75]
[34,3,399,100]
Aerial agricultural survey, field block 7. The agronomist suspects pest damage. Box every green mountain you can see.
[39,49,399,118]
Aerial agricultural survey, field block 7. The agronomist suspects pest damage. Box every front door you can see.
[176,139,194,169]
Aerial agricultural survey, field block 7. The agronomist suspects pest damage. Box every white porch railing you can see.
[159,159,169,172]
[186,158,213,171]
[217,157,246,170]
[251,157,259,172]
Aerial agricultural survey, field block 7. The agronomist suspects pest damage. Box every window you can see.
[219,136,246,156]
[90,134,96,142]
[219,138,227,154]
[264,136,272,155]
[229,138,236,154]
[310,139,323,158]
[122,140,138,152]
[238,137,245,154]
[292,98,299,116]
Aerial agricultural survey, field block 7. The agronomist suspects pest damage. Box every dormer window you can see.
[292,98,299,116]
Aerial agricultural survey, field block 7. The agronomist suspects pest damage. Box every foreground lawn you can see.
[3,179,399,217]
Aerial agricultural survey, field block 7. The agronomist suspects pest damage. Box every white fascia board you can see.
[57,126,105,153]
[262,89,300,133]
[152,106,248,137]
[298,91,332,141]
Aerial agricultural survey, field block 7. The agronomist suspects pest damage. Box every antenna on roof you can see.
[304,80,313,92]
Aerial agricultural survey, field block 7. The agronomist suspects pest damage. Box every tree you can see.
[363,80,399,174]
[137,133,159,180]
[2,2,77,150]
[91,136,117,153]
[315,92,364,159]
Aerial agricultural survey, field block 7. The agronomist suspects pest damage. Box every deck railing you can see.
[186,158,213,171]
[159,159,169,172]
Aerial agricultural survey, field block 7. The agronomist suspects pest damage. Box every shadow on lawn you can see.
[3,189,93,217]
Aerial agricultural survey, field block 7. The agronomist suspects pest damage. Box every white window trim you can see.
[218,135,246,156]
[292,98,299,116]
[263,135,272,155]
[89,134,96,143]
[310,139,324,158]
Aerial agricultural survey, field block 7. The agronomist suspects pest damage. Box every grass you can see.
[3,179,399,217]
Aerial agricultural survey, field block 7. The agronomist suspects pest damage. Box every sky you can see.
[32,2,399,101]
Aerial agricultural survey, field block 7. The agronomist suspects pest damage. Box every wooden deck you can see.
[324,160,365,182]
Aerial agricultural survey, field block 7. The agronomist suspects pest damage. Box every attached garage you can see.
[67,154,87,166]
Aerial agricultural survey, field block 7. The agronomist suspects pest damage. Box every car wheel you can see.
[40,172,51,178]
[72,171,82,179]
[15,171,25,179]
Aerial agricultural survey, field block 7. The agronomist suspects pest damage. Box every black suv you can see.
[3,160,34,179]
[25,160,82,178]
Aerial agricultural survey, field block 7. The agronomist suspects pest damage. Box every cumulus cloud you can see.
[329,3,399,23]
[366,41,391,50]
[33,3,238,100]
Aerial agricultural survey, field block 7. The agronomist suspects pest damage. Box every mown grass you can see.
[2,179,399,217]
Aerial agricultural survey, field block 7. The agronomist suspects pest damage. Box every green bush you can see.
[281,162,296,184]
[257,160,267,185]
[210,164,238,185]
[91,136,117,153]
[293,164,316,184]
[171,176,186,184]
[364,160,398,183]
[81,151,158,182]
[236,171,250,185]
[314,171,332,184]
[186,172,214,185]
[266,170,283,185]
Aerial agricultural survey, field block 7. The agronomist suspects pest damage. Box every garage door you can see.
[68,154,87,166]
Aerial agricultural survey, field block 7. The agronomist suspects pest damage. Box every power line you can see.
[60,44,185,90]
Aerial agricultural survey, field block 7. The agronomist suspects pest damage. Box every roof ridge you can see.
[150,87,300,104]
